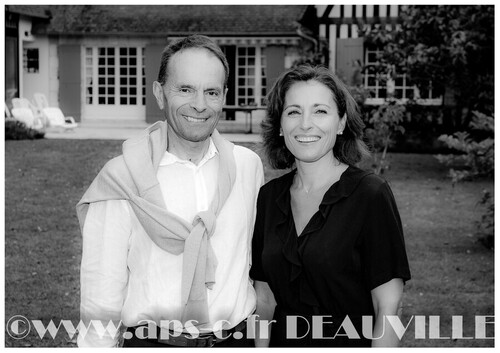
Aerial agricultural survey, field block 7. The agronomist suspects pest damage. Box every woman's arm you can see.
[370,278,404,347]
[253,280,277,347]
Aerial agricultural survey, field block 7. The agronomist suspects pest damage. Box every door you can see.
[82,45,146,121]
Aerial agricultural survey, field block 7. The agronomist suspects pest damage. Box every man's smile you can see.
[183,114,210,123]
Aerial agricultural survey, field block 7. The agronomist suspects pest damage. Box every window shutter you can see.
[58,45,82,121]
[335,38,364,86]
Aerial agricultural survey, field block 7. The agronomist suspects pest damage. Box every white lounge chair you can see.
[33,93,49,110]
[42,107,78,131]
[11,107,45,130]
[12,97,46,126]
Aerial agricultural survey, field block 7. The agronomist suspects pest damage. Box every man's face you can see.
[153,48,227,143]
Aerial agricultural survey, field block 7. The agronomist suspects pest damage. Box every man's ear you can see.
[222,87,228,106]
[152,81,164,110]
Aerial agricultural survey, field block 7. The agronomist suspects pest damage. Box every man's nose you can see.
[190,91,207,112]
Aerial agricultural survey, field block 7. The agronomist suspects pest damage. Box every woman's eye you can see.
[287,110,300,116]
[315,109,327,114]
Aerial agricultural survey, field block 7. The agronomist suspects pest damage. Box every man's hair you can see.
[157,34,229,87]
[262,64,370,169]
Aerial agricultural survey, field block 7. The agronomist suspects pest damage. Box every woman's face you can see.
[280,80,346,164]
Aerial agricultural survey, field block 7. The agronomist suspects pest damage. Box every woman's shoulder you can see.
[349,166,393,198]
[259,169,295,196]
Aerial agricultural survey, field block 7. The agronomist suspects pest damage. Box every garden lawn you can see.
[4,139,494,347]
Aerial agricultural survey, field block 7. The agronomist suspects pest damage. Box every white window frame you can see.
[235,46,267,107]
[364,49,442,105]
[82,43,146,121]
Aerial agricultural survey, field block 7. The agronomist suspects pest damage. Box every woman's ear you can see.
[338,114,347,134]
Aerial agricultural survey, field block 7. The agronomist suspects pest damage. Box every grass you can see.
[4,139,494,347]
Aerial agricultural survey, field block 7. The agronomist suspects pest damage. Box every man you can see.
[76,35,264,347]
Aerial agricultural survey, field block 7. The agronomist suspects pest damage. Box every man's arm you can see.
[78,200,131,347]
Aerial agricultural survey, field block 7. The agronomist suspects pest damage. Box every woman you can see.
[251,65,411,347]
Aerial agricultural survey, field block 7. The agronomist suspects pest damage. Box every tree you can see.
[363,5,494,130]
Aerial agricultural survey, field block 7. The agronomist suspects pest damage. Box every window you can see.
[364,49,442,105]
[23,48,39,73]
[85,46,145,106]
[236,47,267,106]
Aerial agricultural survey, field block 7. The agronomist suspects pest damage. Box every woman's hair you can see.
[262,65,370,169]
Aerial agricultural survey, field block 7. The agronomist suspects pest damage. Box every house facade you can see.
[316,4,442,106]
[5,5,317,125]
[5,5,442,127]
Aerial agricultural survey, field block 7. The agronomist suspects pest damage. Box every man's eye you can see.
[207,91,220,97]
[179,88,192,93]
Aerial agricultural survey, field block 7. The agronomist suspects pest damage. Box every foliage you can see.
[435,111,494,185]
[363,5,494,128]
[364,102,406,174]
[476,190,494,250]
[5,120,45,140]
[435,111,494,249]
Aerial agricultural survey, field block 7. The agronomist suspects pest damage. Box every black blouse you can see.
[250,166,411,347]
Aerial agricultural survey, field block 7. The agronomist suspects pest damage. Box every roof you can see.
[32,5,309,36]
[5,5,51,19]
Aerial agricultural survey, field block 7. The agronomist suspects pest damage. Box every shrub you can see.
[435,111,493,184]
[435,111,494,249]
[5,120,45,140]
[476,190,494,250]
[364,102,406,174]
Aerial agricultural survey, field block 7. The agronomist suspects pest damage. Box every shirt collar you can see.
[275,165,373,216]
[159,138,218,167]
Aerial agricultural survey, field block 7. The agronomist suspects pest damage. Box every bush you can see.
[5,120,45,140]
[476,190,494,250]
[435,111,493,184]
[435,111,494,249]
[364,102,406,174]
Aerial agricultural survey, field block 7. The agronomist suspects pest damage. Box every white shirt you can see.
[78,140,264,347]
